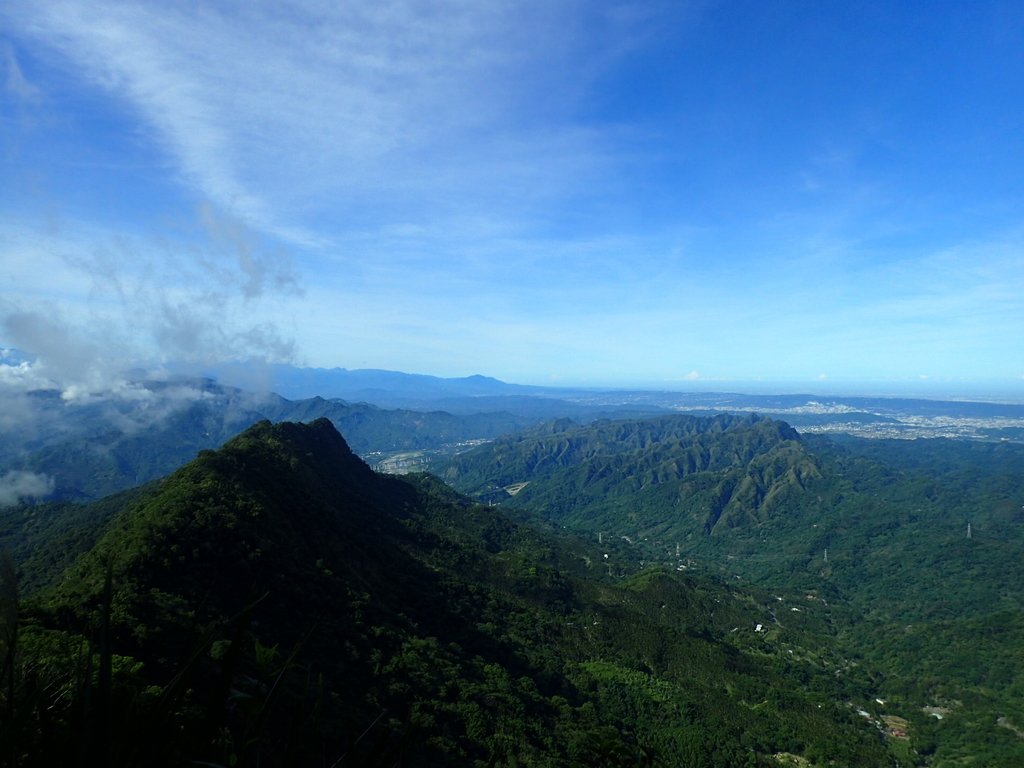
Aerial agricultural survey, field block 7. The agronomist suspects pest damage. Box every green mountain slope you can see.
[1,420,894,767]
[438,414,820,536]
[437,415,1024,766]
[2,380,535,501]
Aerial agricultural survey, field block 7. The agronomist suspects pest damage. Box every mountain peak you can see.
[223,417,357,465]
[232,416,349,450]
[48,418,405,657]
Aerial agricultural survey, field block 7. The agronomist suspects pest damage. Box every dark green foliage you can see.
[437,413,817,536]
[440,415,1024,765]
[0,484,158,594]
[2,419,895,766]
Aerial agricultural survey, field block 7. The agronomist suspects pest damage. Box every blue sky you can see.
[1,0,1023,393]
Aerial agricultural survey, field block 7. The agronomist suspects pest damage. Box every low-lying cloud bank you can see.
[0,470,54,507]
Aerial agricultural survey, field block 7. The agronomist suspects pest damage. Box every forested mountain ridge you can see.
[1,377,671,503]
[438,414,821,535]
[0,419,896,767]
[0,379,535,501]
[437,415,1024,765]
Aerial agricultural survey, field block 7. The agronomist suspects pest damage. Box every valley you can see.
[433,412,1024,766]
[367,439,492,475]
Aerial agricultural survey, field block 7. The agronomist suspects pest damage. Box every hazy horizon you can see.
[4,345,1024,405]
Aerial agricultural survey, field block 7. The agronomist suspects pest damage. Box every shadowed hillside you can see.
[0,419,894,767]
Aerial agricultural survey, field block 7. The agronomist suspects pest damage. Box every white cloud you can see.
[0,357,47,388]
[0,470,54,506]
[0,202,300,403]
[3,43,42,103]
[5,1,1017,387]
[2,0,724,385]
[3,0,662,242]
[196,203,301,299]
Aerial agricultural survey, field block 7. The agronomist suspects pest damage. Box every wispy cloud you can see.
[3,1,1020,388]
[0,204,301,401]
[2,43,41,104]
[3,0,715,383]
[4,1,663,243]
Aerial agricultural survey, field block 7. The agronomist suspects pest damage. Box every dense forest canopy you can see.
[1,413,1022,765]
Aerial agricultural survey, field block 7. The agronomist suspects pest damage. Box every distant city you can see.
[561,390,1024,443]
